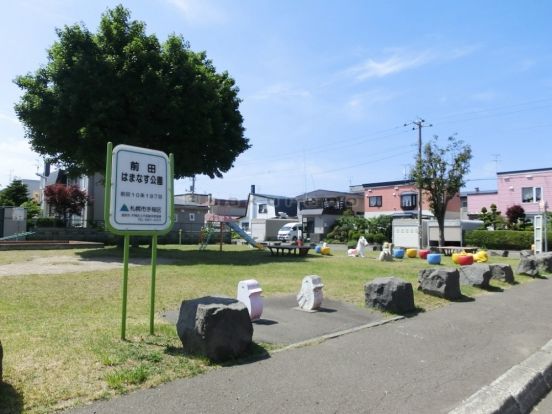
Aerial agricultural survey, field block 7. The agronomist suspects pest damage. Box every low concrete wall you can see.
[27,226,230,245]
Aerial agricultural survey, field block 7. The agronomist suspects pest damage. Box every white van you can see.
[277,222,302,242]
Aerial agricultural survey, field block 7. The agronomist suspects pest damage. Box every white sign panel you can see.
[12,207,26,221]
[109,144,170,232]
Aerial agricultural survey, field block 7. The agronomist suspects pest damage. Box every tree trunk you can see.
[438,217,446,247]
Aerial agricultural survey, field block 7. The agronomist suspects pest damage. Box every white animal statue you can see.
[347,236,368,257]
[378,241,394,261]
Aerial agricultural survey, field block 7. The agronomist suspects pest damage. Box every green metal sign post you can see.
[104,142,174,340]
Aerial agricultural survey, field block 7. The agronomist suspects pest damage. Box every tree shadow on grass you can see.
[0,381,24,414]
[77,246,323,266]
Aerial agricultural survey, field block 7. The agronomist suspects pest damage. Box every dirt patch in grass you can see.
[0,254,178,277]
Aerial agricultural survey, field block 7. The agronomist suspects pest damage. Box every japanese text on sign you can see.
[109,145,170,231]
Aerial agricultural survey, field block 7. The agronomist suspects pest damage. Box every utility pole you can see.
[404,118,432,249]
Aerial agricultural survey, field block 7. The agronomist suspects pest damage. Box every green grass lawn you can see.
[0,244,533,413]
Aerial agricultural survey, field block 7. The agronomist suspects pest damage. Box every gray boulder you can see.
[536,252,552,273]
[364,277,415,314]
[490,264,515,284]
[418,268,461,300]
[176,296,253,362]
[459,264,492,288]
[517,256,539,277]
[520,250,534,258]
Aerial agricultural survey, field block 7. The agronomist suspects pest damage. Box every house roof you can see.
[497,167,552,175]
[295,189,361,200]
[463,190,498,196]
[174,201,208,208]
[359,179,414,188]
[251,193,295,200]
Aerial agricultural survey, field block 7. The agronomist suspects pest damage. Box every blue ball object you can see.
[393,248,405,259]
[315,245,322,254]
[427,253,442,265]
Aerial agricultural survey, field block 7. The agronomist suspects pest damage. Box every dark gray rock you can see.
[364,277,415,314]
[459,264,492,288]
[490,264,515,284]
[536,252,552,273]
[176,296,253,362]
[418,268,462,300]
[517,257,539,277]
[0,339,2,383]
[490,250,509,257]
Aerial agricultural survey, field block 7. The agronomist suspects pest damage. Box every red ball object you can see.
[419,249,431,259]
[457,255,474,266]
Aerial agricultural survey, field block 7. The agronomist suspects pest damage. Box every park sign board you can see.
[104,142,175,339]
[105,143,174,235]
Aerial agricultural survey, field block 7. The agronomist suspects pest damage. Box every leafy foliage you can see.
[21,199,41,218]
[326,211,392,244]
[465,230,545,250]
[14,5,249,179]
[411,135,472,246]
[479,204,505,230]
[505,204,527,229]
[44,184,89,222]
[0,179,30,206]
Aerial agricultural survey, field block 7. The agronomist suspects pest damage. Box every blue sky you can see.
[1,0,551,199]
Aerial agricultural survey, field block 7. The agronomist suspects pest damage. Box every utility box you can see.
[237,279,263,321]
[0,207,27,239]
[297,275,324,311]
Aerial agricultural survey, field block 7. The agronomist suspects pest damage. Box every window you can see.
[368,196,382,207]
[522,187,542,203]
[258,204,268,214]
[400,193,417,210]
[189,213,195,222]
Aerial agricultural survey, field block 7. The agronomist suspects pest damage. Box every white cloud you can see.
[249,84,311,101]
[0,136,41,186]
[346,51,433,80]
[345,45,479,81]
[166,0,227,24]
[0,112,20,125]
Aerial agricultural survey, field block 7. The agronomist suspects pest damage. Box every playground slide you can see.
[225,221,265,250]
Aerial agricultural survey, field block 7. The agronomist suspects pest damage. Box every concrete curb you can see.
[449,338,552,414]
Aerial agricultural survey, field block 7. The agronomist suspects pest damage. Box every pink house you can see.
[466,167,552,219]
[357,179,461,219]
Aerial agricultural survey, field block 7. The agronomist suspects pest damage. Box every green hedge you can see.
[465,230,552,250]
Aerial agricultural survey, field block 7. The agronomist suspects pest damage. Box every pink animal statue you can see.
[347,236,368,257]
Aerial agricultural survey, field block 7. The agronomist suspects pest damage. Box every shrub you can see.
[34,217,65,227]
[464,230,550,250]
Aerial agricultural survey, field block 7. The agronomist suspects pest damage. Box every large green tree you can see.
[411,135,472,246]
[14,5,249,179]
[0,179,30,206]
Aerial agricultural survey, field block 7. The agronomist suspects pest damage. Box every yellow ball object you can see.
[474,250,488,263]
[320,246,331,255]
[406,248,417,258]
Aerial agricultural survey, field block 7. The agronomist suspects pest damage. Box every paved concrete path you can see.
[162,296,393,345]
[69,278,552,414]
